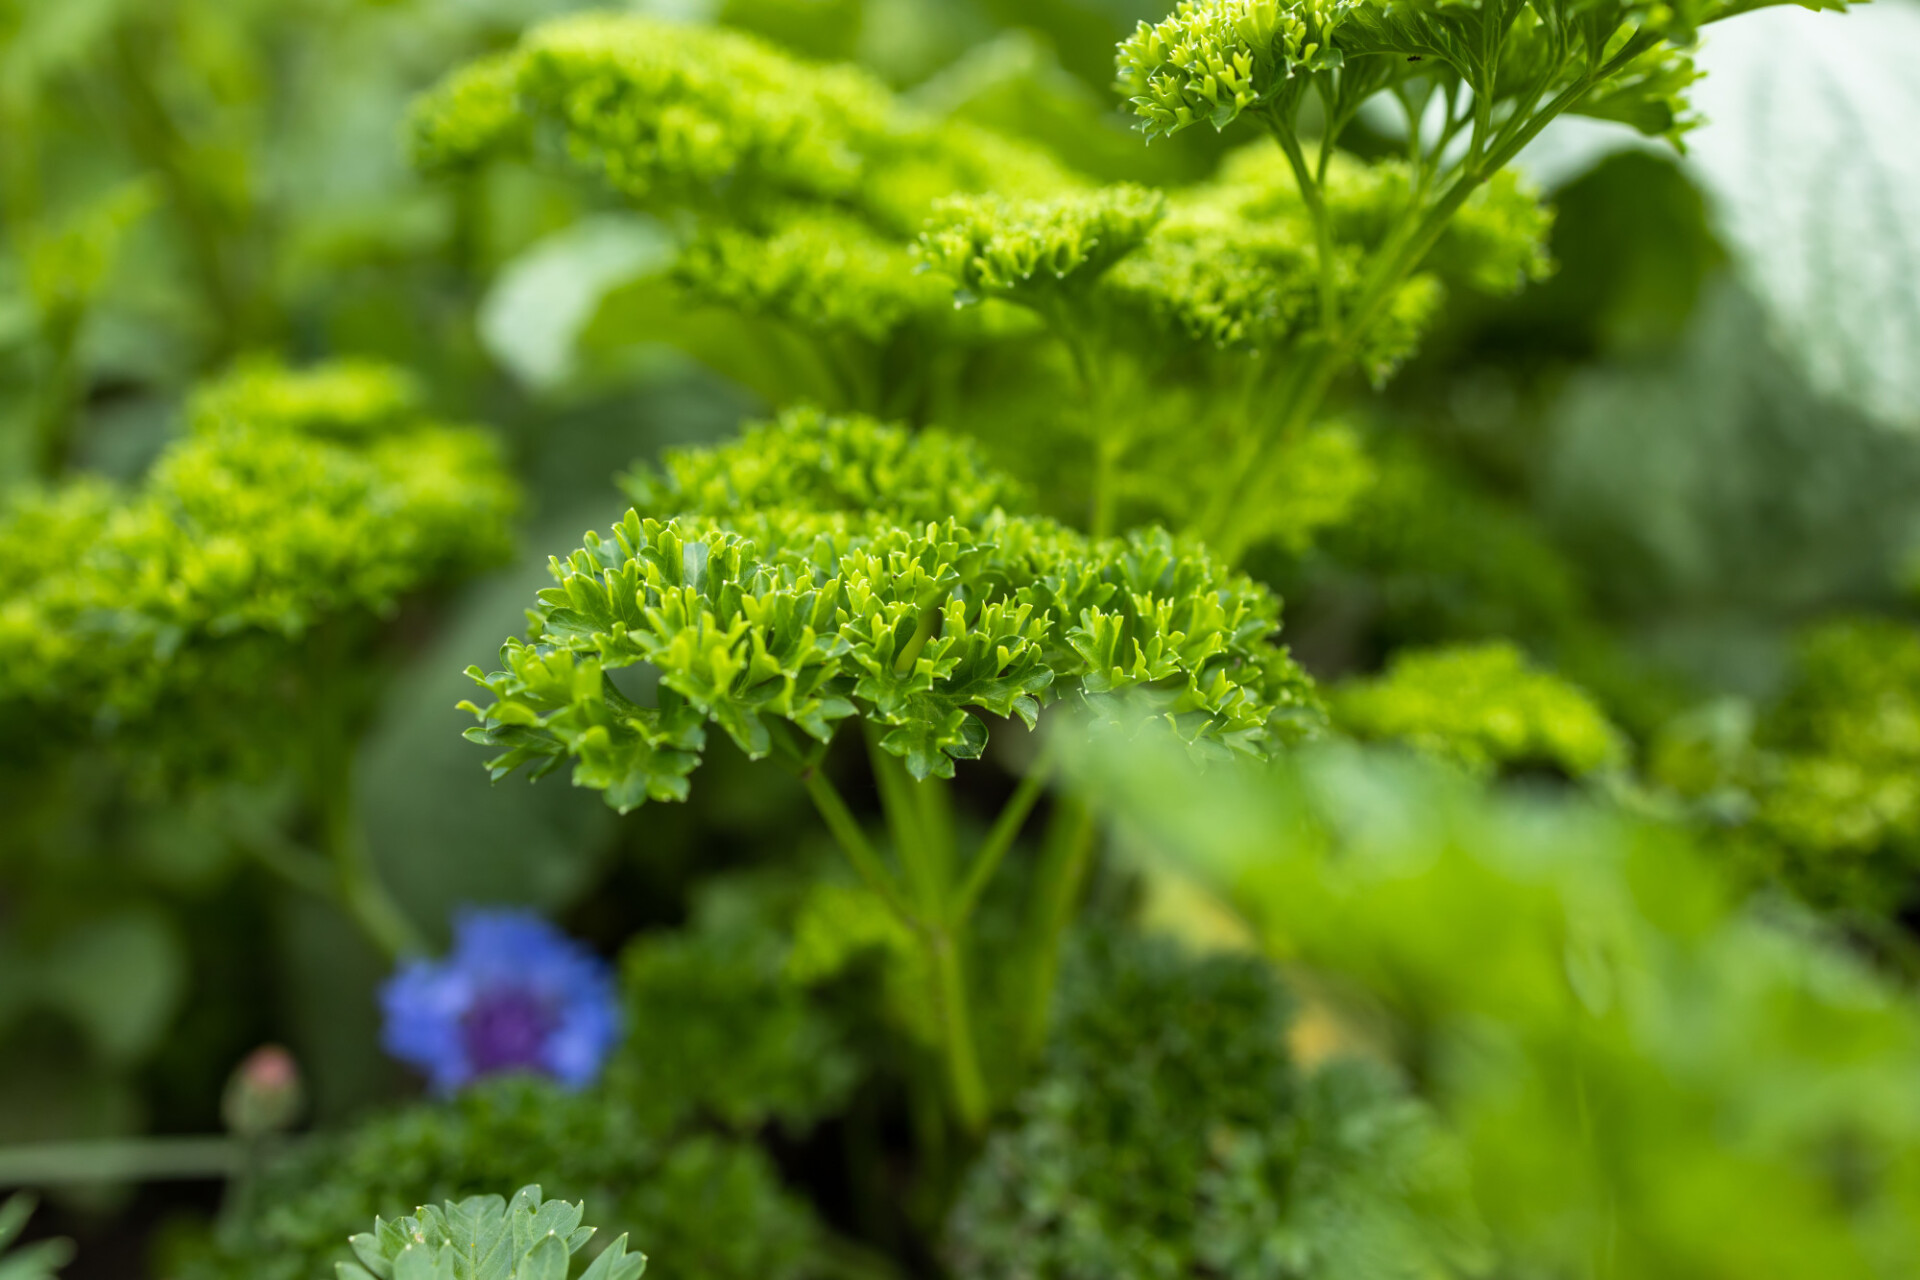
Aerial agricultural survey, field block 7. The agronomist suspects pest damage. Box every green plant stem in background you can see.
[1011,793,1097,1066]
[307,631,424,961]
[1266,113,1338,330]
[319,756,424,962]
[0,1137,246,1187]
[953,740,1057,925]
[30,314,81,479]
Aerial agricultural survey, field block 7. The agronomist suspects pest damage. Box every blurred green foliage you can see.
[1084,737,1920,1278]
[1331,641,1625,779]
[947,932,1483,1279]
[3,0,1920,1276]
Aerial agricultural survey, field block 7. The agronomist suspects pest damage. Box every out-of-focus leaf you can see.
[1513,115,1667,191]
[36,909,187,1063]
[1683,2,1920,432]
[906,30,1198,185]
[0,0,126,95]
[1545,279,1920,630]
[1079,735,1920,1278]
[478,214,675,392]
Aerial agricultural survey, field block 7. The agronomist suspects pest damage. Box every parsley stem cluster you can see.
[1187,22,1677,561]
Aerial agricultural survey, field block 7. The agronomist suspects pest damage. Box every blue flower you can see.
[379,910,621,1094]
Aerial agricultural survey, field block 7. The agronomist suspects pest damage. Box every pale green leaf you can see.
[1686,3,1920,431]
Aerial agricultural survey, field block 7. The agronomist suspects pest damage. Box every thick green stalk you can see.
[306,627,424,961]
[1012,793,1098,1065]
[800,765,916,922]
[313,726,423,962]
[953,740,1057,925]
[1055,323,1122,539]
[1267,112,1338,333]
[863,731,990,1134]
[925,927,991,1134]
[239,828,338,904]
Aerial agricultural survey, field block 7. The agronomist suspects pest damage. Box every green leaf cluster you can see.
[670,210,961,346]
[411,14,1069,230]
[620,406,1027,529]
[0,360,516,738]
[916,185,1166,308]
[1114,0,1837,149]
[463,409,1315,811]
[1652,618,1920,914]
[1115,0,1357,142]
[785,879,937,1044]
[613,871,862,1133]
[411,13,1092,389]
[945,933,1482,1279]
[1332,641,1626,777]
[339,1186,643,1280]
[1103,148,1550,367]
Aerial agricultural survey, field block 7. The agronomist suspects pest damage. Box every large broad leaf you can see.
[478,213,674,392]
[1683,2,1920,432]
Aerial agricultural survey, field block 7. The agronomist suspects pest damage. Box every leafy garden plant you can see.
[6,0,1917,1277]
[438,0,1846,1148]
[462,408,1316,1130]
[339,1186,643,1280]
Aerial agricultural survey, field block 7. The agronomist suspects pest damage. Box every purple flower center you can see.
[460,986,559,1077]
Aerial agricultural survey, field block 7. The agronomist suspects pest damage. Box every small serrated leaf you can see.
[392,1244,442,1280]
[517,1234,569,1280]
[348,1234,392,1280]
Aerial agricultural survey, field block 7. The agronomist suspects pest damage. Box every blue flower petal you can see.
[378,909,622,1094]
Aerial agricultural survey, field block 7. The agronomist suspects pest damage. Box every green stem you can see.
[1267,112,1338,333]
[318,770,423,962]
[309,631,423,961]
[953,739,1057,925]
[1090,433,1122,540]
[1057,324,1119,537]
[30,315,82,479]
[1193,346,1306,541]
[926,927,990,1134]
[1013,793,1098,1065]
[1209,353,1343,561]
[1202,49,1633,561]
[0,1137,248,1186]
[800,764,916,923]
[239,830,339,904]
[861,731,990,1133]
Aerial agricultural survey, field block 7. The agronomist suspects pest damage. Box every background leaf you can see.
[1682,1,1920,431]
[478,215,675,393]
